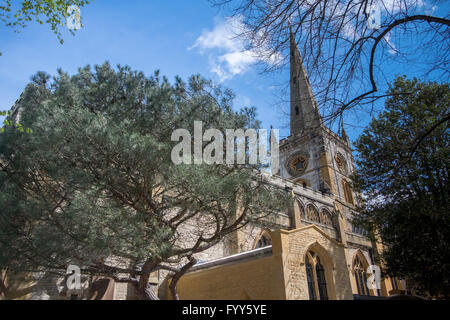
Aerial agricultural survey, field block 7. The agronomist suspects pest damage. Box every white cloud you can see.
[190,16,244,52]
[383,33,398,55]
[425,4,437,15]
[191,1,435,79]
[235,95,251,107]
[190,16,281,82]
[380,0,426,14]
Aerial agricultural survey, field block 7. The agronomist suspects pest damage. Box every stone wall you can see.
[277,226,353,300]
[174,225,354,300]
[174,249,286,300]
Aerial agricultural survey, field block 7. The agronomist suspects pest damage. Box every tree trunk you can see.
[0,275,8,300]
[139,283,159,300]
[136,260,159,300]
[169,257,197,300]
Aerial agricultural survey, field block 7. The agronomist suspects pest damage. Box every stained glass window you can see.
[256,234,271,248]
[305,254,316,300]
[305,251,329,300]
[315,257,328,300]
[353,256,370,296]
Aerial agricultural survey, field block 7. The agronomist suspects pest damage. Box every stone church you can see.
[3,31,406,301]
[117,31,404,300]
[158,31,406,301]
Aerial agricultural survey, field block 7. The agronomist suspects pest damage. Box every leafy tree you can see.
[0,0,91,55]
[0,63,288,300]
[0,110,32,133]
[353,76,450,299]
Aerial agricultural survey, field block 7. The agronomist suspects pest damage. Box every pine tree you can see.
[0,63,288,299]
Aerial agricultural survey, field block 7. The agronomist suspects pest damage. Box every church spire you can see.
[289,27,322,136]
[341,122,350,146]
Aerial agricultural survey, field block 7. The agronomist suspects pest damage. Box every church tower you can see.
[279,29,356,205]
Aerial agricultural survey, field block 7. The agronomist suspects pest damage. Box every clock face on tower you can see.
[335,152,347,173]
[287,153,309,176]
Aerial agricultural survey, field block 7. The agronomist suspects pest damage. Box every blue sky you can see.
[0,0,292,137]
[0,0,447,144]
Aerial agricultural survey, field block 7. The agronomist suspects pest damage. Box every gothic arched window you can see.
[315,257,328,300]
[298,202,306,219]
[390,277,399,291]
[353,255,371,296]
[305,251,329,300]
[255,233,272,249]
[306,204,320,223]
[320,209,333,227]
[305,254,316,300]
[342,180,354,205]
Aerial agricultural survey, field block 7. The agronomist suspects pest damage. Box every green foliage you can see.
[0,63,289,288]
[353,76,450,299]
[0,0,91,48]
[0,110,32,133]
